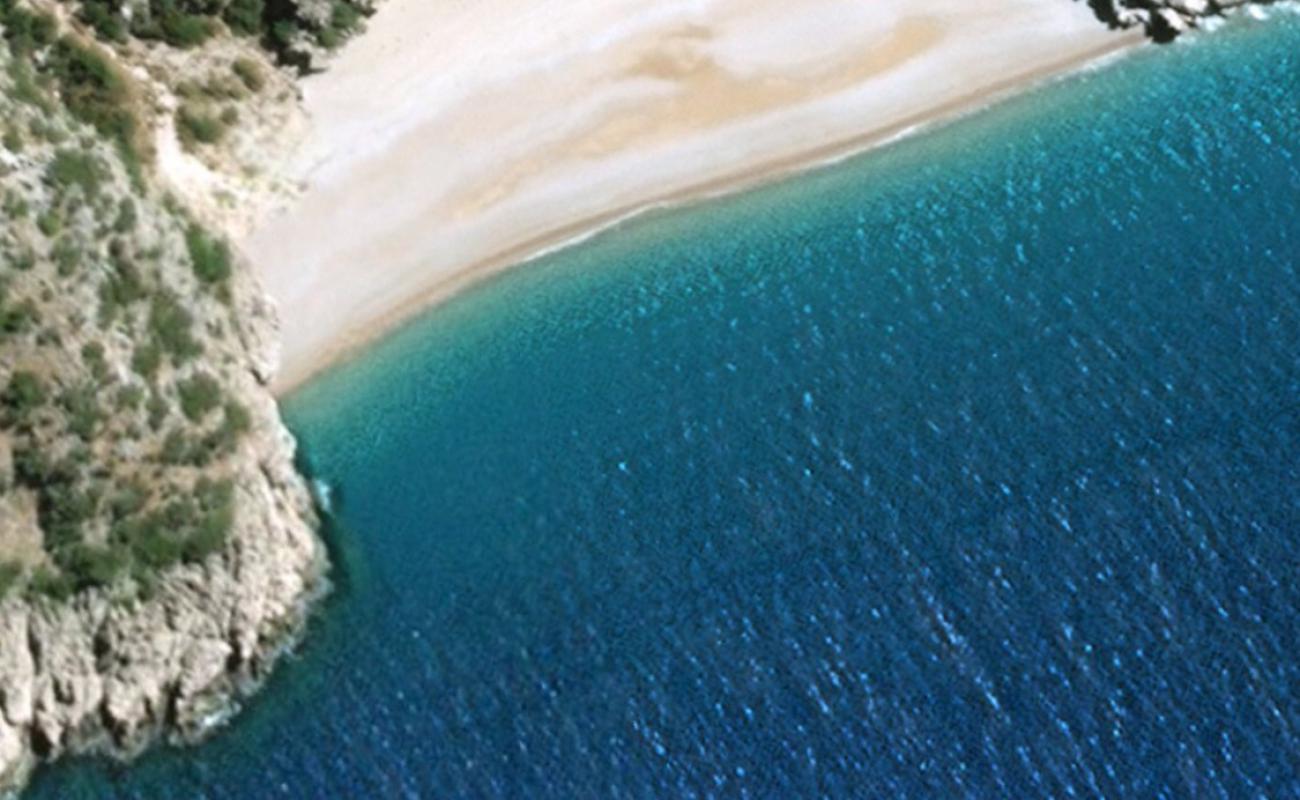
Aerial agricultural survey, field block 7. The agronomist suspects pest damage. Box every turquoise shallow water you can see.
[31,13,1300,798]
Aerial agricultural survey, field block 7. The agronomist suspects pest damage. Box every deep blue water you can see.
[32,13,1300,799]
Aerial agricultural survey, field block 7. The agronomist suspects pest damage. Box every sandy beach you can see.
[245,0,1139,393]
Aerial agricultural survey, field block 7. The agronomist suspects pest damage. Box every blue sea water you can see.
[31,13,1300,799]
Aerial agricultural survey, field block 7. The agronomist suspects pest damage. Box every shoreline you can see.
[243,1,1142,397]
[270,34,1141,395]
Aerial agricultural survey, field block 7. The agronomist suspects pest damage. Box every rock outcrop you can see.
[1084,0,1281,40]
[0,442,324,794]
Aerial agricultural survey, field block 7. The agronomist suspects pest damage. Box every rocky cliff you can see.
[0,18,326,796]
[1085,0,1281,39]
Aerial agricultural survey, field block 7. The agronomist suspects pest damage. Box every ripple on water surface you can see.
[30,13,1300,799]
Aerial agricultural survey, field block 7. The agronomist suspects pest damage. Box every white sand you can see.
[245,0,1138,392]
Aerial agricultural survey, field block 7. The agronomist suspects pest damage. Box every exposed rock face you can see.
[1084,0,1280,40]
[0,429,324,794]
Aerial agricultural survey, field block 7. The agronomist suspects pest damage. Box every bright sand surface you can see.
[245,0,1139,392]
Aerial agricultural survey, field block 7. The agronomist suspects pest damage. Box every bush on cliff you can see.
[56,543,127,591]
[0,562,22,599]
[46,148,107,198]
[224,0,265,35]
[3,369,46,423]
[185,224,233,285]
[48,37,143,171]
[148,292,202,361]
[178,372,223,421]
[28,566,75,602]
[77,0,128,43]
[176,104,227,149]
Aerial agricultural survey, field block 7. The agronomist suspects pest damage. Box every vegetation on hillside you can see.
[71,0,369,68]
[1,0,147,178]
[0,18,259,602]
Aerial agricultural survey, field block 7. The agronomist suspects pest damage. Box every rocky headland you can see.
[0,0,376,793]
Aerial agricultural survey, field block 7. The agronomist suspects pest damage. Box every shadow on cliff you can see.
[1082,0,1124,26]
[291,447,363,607]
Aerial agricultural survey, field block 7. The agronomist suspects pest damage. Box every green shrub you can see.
[0,299,39,334]
[109,485,149,522]
[61,383,102,439]
[183,478,235,562]
[159,429,189,464]
[4,370,46,420]
[47,37,143,176]
[119,495,204,567]
[320,1,362,48]
[114,384,144,412]
[148,292,201,361]
[0,562,22,599]
[3,190,30,219]
[147,391,169,428]
[159,12,216,48]
[132,341,163,379]
[177,372,222,421]
[199,74,248,102]
[124,518,183,570]
[52,239,82,276]
[224,0,265,35]
[185,224,232,285]
[183,523,226,562]
[56,543,126,590]
[231,56,265,91]
[47,149,106,197]
[113,197,137,233]
[35,328,64,348]
[315,26,341,49]
[219,399,251,440]
[2,126,22,153]
[36,210,62,237]
[81,342,109,380]
[208,407,249,455]
[78,0,129,43]
[4,54,51,113]
[270,19,298,48]
[99,254,148,324]
[174,80,205,102]
[38,481,97,528]
[1,7,57,54]
[10,445,49,486]
[29,566,75,602]
[38,502,90,553]
[11,0,366,68]
[176,104,225,148]
[28,119,66,146]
